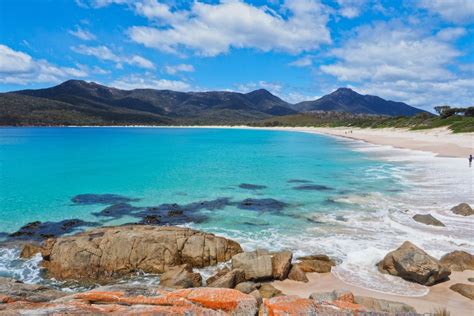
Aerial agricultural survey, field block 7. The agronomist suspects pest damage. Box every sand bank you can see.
[272,271,474,315]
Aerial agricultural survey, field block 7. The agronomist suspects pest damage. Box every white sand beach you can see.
[279,126,473,158]
[272,271,474,315]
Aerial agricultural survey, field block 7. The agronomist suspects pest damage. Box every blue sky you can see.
[0,0,473,110]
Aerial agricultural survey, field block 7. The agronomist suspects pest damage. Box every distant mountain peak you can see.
[292,87,426,116]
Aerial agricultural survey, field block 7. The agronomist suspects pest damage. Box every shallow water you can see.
[0,127,472,295]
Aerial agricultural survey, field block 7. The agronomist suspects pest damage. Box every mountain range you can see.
[0,80,427,126]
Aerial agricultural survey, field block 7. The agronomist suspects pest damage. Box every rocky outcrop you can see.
[232,249,273,281]
[0,285,258,315]
[19,243,43,259]
[440,251,474,271]
[207,268,245,288]
[159,264,202,289]
[287,264,309,282]
[377,241,451,285]
[450,283,474,300]
[451,203,473,216]
[412,214,445,227]
[271,251,292,280]
[40,225,242,282]
[0,277,66,303]
[297,254,336,273]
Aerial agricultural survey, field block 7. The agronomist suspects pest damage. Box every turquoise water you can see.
[3,127,472,295]
[0,127,400,235]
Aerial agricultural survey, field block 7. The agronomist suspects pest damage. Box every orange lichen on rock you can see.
[172,288,257,314]
[260,295,320,315]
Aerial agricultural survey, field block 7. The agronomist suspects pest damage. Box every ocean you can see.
[0,127,472,295]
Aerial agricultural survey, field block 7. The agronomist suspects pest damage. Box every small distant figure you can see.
[469,154,473,168]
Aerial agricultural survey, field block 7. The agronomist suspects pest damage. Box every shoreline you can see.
[272,271,474,315]
[3,125,471,158]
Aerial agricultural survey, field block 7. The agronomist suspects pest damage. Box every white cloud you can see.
[127,0,331,56]
[419,0,474,24]
[165,63,195,75]
[69,26,96,41]
[335,0,367,18]
[75,0,129,9]
[320,21,473,108]
[0,45,88,85]
[71,45,155,69]
[111,74,190,91]
[289,55,313,67]
[436,27,467,41]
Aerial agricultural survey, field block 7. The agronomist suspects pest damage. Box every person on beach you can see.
[469,154,473,167]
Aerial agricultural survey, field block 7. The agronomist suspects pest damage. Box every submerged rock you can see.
[238,183,267,190]
[450,283,474,300]
[377,241,451,286]
[293,184,334,191]
[8,219,97,241]
[41,225,242,283]
[440,250,474,271]
[412,214,445,227]
[237,198,288,212]
[159,264,202,289]
[71,193,139,205]
[451,203,473,216]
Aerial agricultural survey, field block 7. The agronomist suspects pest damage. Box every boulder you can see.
[0,277,66,303]
[377,241,451,286]
[207,268,245,288]
[451,203,473,216]
[234,281,258,294]
[231,249,273,281]
[440,251,474,271]
[271,251,292,280]
[159,264,202,289]
[287,264,308,282]
[258,284,282,299]
[412,214,445,227]
[297,254,335,273]
[450,283,474,300]
[40,225,243,283]
[19,243,43,259]
[354,296,416,313]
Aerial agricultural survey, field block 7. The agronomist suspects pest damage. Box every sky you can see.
[0,0,473,110]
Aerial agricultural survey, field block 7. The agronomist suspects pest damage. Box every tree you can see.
[434,105,456,118]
